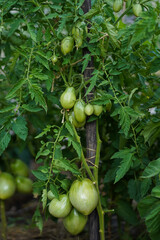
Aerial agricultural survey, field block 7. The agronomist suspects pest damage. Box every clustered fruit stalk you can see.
[0,199,7,240]
[72,121,105,240]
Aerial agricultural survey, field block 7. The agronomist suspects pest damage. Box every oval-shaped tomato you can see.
[10,159,29,177]
[84,104,94,116]
[49,194,72,218]
[47,190,55,200]
[132,3,142,17]
[51,55,58,64]
[74,100,86,123]
[75,37,83,49]
[71,112,86,128]
[93,105,103,116]
[60,87,76,109]
[69,178,98,215]
[113,0,123,12]
[0,172,16,200]
[63,208,88,235]
[61,36,74,55]
[15,176,33,194]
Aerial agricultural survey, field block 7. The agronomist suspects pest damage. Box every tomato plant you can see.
[0,173,16,200]
[0,0,160,239]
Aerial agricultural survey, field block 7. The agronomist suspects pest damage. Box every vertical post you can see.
[82,1,100,240]
[0,200,7,240]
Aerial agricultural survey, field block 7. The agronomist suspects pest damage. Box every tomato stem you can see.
[0,200,7,240]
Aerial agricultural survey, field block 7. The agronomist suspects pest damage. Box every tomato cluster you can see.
[0,159,32,200]
[113,0,143,17]
[60,87,108,128]
[48,178,98,235]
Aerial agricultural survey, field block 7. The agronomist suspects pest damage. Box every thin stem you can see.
[0,200,7,240]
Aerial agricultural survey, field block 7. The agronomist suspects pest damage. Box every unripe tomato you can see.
[0,172,16,200]
[71,112,86,128]
[63,208,88,235]
[15,176,33,194]
[113,0,123,12]
[74,100,86,123]
[69,178,98,215]
[47,190,55,200]
[75,37,83,49]
[93,105,103,116]
[106,100,112,112]
[60,87,76,109]
[72,26,83,39]
[132,3,142,17]
[61,36,74,55]
[84,104,94,116]
[49,194,72,218]
[51,55,58,65]
[10,159,29,177]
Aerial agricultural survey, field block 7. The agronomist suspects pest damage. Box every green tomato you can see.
[51,55,58,64]
[132,3,142,17]
[69,178,98,215]
[15,176,33,194]
[60,87,76,109]
[61,36,74,55]
[93,105,103,116]
[74,100,86,123]
[49,194,72,218]
[0,172,16,200]
[113,0,123,12]
[63,208,88,235]
[84,104,94,116]
[47,190,55,200]
[71,111,86,128]
[75,37,83,49]
[106,100,112,112]
[10,159,29,177]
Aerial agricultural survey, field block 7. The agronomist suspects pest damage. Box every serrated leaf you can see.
[22,104,42,112]
[67,135,81,158]
[50,184,59,200]
[6,79,26,100]
[141,158,160,178]
[112,147,135,183]
[151,186,160,199]
[82,54,91,73]
[42,189,47,210]
[8,19,23,37]
[141,178,152,197]
[54,158,80,175]
[35,55,50,70]
[0,130,11,155]
[85,70,99,96]
[27,22,37,42]
[65,121,74,136]
[12,116,28,141]
[0,105,16,113]
[32,170,48,181]
[141,121,160,146]
[32,207,43,233]
[105,22,120,49]
[83,8,99,19]
[29,84,47,112]
[128,179,141,202]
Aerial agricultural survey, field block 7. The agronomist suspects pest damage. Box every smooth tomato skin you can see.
[10,159,29,177]
[74,100,86,123]
[61,36,74,55]
[69,178,98,215]
[0,172,16,200]
[47,190,55,200]
[106,100,112,112]
[63,208,88,235]
[49,194,72,218]
[71,112,85,128]
[16,176,33,194]
[51,55,58,64]
[113,0,123,12]
[93,105,103,116]
[84,104,94,116]
[132,3,142,17]
[60,87,76,109]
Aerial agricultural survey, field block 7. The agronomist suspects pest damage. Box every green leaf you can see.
[65,121,74,137]
[67,135,81,158]
[141,178,152,197]
[8,19,23,37]
[141,158,160,178]
[32,170,48,181]
[0,130,11,156]
[141,121,160,146]
[82,54,91,73]
[128,179,141,202]
[32,207,43,233]
[83,8,99,19]
[27,22,37,42]
[151,186,160,199]
[42,189,47,210]
[112,147,136,183]
[105,22,120,49]
[54,158,80,175]
[85,70,99,96]
[12,116,28,141]
[50,184,59,200]
[116,200,138,226]
[6,79,26,100]
[22,104,42,112]
[0,105,16,113]
[29,84,47,112]
[35,55,50,70]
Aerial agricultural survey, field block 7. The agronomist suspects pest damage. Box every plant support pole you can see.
[82,1,100,240]
[0,200,7,240]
